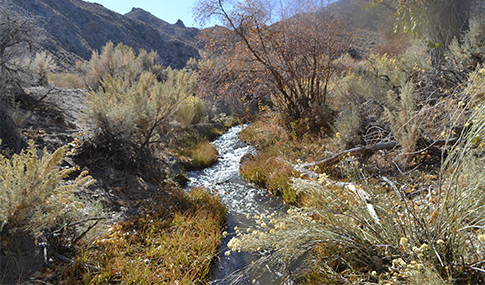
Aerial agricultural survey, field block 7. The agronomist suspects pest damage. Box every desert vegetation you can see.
[190,0,485,283]
[3,0,485,283]
[0,2,228,283]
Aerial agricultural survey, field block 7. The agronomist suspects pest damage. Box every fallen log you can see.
[295,137,459,171]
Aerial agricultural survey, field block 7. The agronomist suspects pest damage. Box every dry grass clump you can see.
[0,140,93,237]
[239,113,289,152]
[240,152,297,204]
[63,187,226,284]
[238,114,333,204]
[49,72,85,89]
[190,140,218,169]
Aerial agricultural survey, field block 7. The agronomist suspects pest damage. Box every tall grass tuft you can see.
[191,140,218,169]
[67,187,227,284]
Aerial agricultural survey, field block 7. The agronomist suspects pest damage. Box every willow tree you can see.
[194,0,353,133]
[369,0,473,68]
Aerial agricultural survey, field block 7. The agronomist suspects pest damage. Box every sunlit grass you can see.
[191,140,218,169]
[62,187,226,284]
[240,152,297,204]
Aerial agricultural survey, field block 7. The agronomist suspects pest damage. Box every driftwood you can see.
[295,137,459,172]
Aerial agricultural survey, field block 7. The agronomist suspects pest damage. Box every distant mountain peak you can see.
[175,19,185,28]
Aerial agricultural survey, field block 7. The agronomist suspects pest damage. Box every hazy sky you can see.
[88,0,198,27]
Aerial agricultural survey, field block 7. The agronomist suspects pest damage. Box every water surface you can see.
[187,125,288,284]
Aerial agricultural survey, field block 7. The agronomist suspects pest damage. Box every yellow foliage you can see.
[0,141,93,236]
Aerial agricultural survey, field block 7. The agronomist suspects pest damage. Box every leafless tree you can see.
[195,0,353,134]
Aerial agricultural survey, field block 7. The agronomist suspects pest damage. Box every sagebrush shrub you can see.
[0,141,93,237]
[86,67,197,155]
[175,95,208,128]
[77,42,164,90]
[331,49,433,168]
[384,81,420,169]
[331,103,361,150]
[448,18,485,70]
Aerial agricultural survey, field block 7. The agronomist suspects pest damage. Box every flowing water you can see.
[187,125,289,284]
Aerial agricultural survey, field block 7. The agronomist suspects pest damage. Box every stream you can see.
[187,125,289,284]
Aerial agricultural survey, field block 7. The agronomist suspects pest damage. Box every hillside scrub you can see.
[0,3,43,102]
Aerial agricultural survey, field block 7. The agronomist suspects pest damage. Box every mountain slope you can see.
[125,8,200,49]
[12,0,200,69]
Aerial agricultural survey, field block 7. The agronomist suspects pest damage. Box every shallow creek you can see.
[187,125,289,284]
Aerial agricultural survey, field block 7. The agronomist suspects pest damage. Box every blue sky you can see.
[88,0,198,27]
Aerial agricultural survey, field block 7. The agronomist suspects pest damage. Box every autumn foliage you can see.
[195,0,353,133]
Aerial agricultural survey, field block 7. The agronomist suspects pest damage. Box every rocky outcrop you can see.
[125,8,200,49]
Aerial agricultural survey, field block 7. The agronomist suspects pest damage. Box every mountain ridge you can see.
[11,0,200,69]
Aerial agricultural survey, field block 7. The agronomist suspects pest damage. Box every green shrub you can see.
[0,141,93,237]
[85,68,197,155]
[77,42,164,90]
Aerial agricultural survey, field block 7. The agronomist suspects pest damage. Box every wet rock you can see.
[239,152,255,165]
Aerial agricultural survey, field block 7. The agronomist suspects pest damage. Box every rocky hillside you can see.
[125,8,201,49]
[11,0,200,69]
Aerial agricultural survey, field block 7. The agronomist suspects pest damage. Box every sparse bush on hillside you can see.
[32,51,57,86]
[0,140,93,237]
[48,72,85,89]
